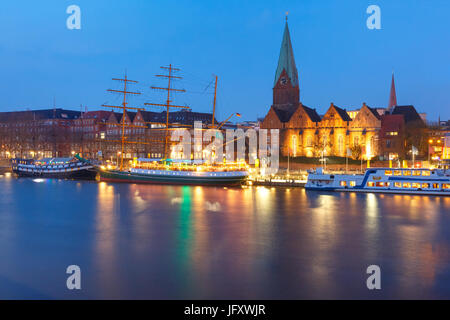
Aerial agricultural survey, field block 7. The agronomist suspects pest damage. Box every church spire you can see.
[274,20,299,88]
[387,72,397,113]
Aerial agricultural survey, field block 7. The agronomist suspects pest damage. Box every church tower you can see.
[273,19,300,107]
[387,72,397,114]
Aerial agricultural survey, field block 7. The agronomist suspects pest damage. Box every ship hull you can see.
[13,167,97,180]
[13,168,98,180]
[99,169,248,186]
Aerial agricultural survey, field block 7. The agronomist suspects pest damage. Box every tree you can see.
[351,144,362,160]
[312,134,333,158]
[404,120,428,159]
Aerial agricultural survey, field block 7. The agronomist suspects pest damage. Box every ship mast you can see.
[211,75,218,129]
[102,74,142,170]
[145,64,189,159]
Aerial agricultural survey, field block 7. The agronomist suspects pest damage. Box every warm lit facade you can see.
[261,20,426,161]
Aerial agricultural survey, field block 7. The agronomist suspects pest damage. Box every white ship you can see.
[305,167,450,196]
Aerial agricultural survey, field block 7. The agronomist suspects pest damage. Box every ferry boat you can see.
[305,167,450,196]
[11,155,97,180]
[98,158,249,186]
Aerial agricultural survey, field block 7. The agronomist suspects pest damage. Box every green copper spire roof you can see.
[274,21,298,87]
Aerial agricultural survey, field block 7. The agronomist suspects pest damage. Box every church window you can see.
[292,135,297,156]
[338,135,344,155]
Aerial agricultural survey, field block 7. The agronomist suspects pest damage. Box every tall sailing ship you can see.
[97,66,249,186]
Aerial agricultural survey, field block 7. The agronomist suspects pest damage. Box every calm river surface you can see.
[0,175,450,299]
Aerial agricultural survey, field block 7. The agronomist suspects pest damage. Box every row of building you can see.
[1,20,449,163]
[0,108,216,160]
[260,20,448,162]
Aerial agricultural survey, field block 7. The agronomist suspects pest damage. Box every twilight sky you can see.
[0,0,449,122]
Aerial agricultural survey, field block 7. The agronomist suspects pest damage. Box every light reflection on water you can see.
[0,178,450,299]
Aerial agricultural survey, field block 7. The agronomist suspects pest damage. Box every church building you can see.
[261,20,423,160]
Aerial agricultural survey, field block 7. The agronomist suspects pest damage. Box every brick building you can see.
[71,110,111,159]
[0,108,81,159]
[261,20,427,161]
[0,107,216,161]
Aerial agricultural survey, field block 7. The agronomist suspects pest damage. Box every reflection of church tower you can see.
[387,72,397,114]
[273,19,300,109]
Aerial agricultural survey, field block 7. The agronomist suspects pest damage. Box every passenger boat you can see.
[11,155,97,180]
[98,158,249,186]
[305,167,450,196]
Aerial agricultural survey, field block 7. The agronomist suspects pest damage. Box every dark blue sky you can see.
[1,0,449,121]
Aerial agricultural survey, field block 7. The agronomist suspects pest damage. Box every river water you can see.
[0,175,449,299]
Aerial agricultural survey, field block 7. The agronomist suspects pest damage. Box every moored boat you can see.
[98,158,248,186]
[305,167,450,196]
[11,155,97,180]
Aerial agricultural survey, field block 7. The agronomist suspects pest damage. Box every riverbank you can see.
[0,159,11,174]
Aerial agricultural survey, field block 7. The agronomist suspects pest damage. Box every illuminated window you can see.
[412,183,421,188]
[376,182,385,187]
[422,171,431,176]
[422,183,430,189]
[367,182,375,187]
[444,184,450,189]
[394,170,402,176]
[385,170,393,176]
[350,181,356,187]
[433,183,440,189]
[403,183,412,188]
[412,170,421,176]
[338,135,344,155]
[403,171,412,176]
[394,182,402,188]
[292,135,297,156]
[387,131,398,136]
[340,181,347,187]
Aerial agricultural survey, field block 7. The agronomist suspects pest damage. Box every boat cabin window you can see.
[433,183,440,189]
[367,182,375,187]
[385,170,393,176]
[394,182,402,188]
[403,183,412,188]
[422,183,430,189]
[412,183,421,189]
[403,171,412,176]
[412,171,421,176]
[394,170,402,176]
[350,181,356,187]
[444,184,450,189]
[376,182,385,187]
[340,181,347,187]
[422,171,431,176]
